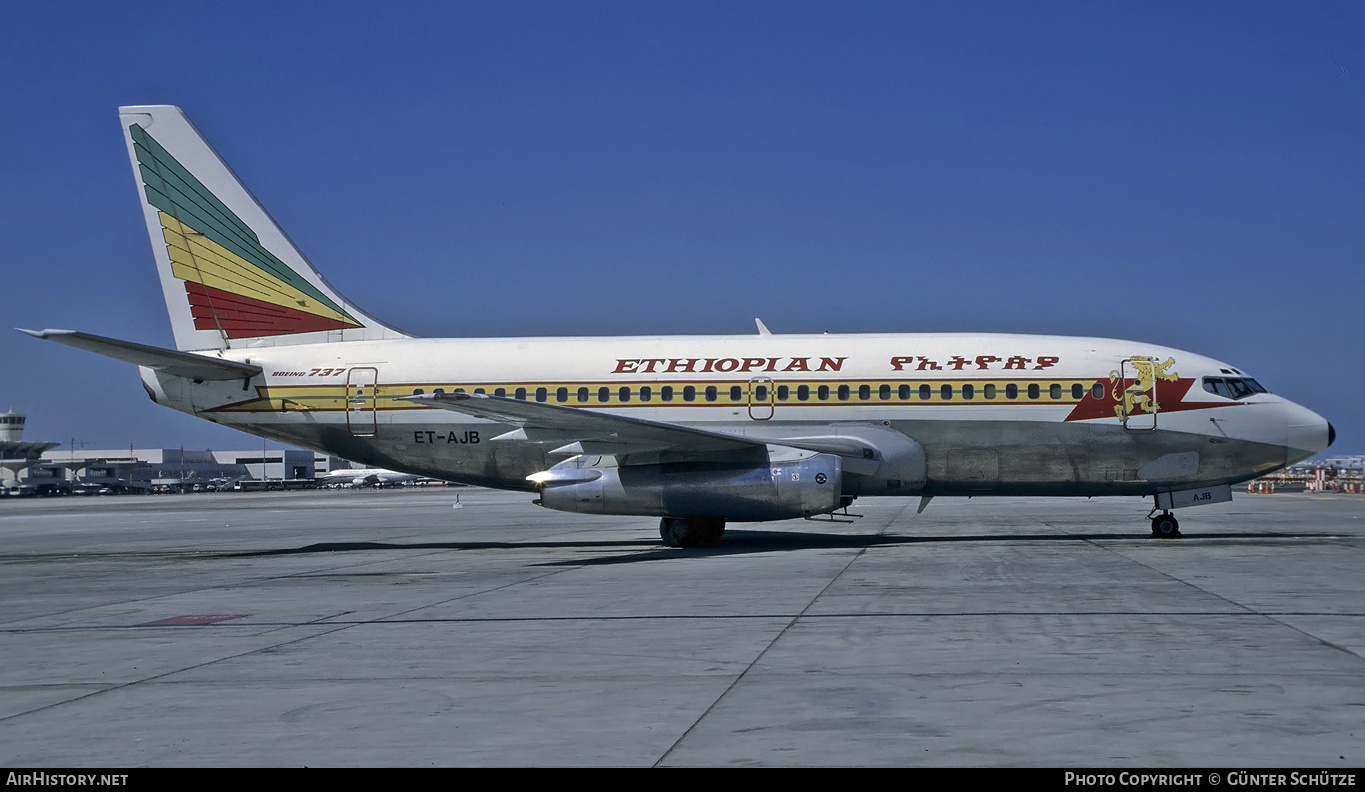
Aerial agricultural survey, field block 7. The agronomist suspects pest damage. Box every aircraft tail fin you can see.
[119,105,410,351]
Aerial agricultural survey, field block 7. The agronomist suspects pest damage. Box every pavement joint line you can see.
[0,617,358,725]
[0,533,1354,566]
[7,666,1361,693]
[0,531,662,724]
[7,610,1365,633]
[343,532,670,626]
[1084,536,1365,664]
[652,500,915,767]
[0,529,634,631]
[0,560,427,631]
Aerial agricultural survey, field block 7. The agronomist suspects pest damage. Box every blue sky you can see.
[2,1,1361,455]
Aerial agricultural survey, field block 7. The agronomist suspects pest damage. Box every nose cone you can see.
[1285,402,1332,466]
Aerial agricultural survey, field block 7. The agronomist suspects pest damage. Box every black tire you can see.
[690,517,726,546]
[659,517,686,548]
[1150,513,1181,538]
[659,517,726,548]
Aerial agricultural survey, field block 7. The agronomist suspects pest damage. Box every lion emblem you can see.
[1109,356,1177,421]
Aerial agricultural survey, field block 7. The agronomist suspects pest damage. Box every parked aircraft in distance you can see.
[317,467,420,488]
[22,106,1333,546]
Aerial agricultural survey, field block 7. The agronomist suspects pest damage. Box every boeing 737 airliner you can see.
[22,106,1334,546]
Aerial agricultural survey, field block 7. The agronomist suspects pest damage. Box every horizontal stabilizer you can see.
[19,329,262,381]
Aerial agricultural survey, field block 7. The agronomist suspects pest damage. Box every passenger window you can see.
[754,385,768,401]
[817,385,830,401]
[1006,384,1018,400]
[983,384,996,400]
[838,385,850,401]
[940,384,953,400]
[640,386,652,402]
[879,384,891,400]
[474,388,485,395]
[555,387,568,402]
[619,387,632,402]
[661,386,674,401]
[1091,383,1103,400]
[705,386,718,402]
[898,384,911,400]
[515,388,527,400]
[1049,384,1062,400]
[730,385,742,401]
[797,385,810,401]
[1028,384,1040,399]
[683,386,696,402]
[962,384,974,400]
[919,384,932,400]
[535,387,547,402]
[598,386,610,402]
[577,387,589,402]
[494,388,506,397]
[1071,383,1083,399]
[776,385,789,400]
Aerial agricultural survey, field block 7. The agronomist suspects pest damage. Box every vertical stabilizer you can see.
[119,105,410,351]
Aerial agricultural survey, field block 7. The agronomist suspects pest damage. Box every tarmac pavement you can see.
[0,488,1361,766]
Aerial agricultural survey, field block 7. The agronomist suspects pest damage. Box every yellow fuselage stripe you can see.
[213,377,1103,412]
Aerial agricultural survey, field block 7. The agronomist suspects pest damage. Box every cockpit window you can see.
[1203,378,1231,398]
[1203,376,1268,400]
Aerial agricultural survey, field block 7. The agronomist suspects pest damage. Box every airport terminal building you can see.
[25,447,324,494]
[2,407,340,495]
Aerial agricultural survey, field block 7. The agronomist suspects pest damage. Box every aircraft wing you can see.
[19,329,263,381]
[400,392,765,455]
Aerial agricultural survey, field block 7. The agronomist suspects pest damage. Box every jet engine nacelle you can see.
[536,452,844,522]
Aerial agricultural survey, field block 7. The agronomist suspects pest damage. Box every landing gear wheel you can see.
[659,517,727,548]
[1150,512,1181,538]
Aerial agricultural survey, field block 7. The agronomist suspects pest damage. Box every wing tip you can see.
[17,328,69,339]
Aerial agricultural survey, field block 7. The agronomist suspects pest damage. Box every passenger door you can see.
[346,367,378,436]
[748,377,774,421]
[1118,357,1157,430]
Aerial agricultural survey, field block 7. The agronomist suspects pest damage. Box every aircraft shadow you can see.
[222,529,1350,566]
[539,529,1353,566]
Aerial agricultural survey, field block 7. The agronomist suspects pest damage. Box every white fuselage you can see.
[137,331,1329,509]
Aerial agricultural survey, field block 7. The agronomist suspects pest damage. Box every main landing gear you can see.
[659,516,726,548]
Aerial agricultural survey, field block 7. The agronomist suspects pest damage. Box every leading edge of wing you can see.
[399,391,763,455]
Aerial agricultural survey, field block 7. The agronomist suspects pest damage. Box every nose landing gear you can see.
[1148,494,1182,538]
[1150,511,1181,538]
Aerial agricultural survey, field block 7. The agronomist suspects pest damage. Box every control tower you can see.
[1,409,28,442]
[0,409,60,492]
